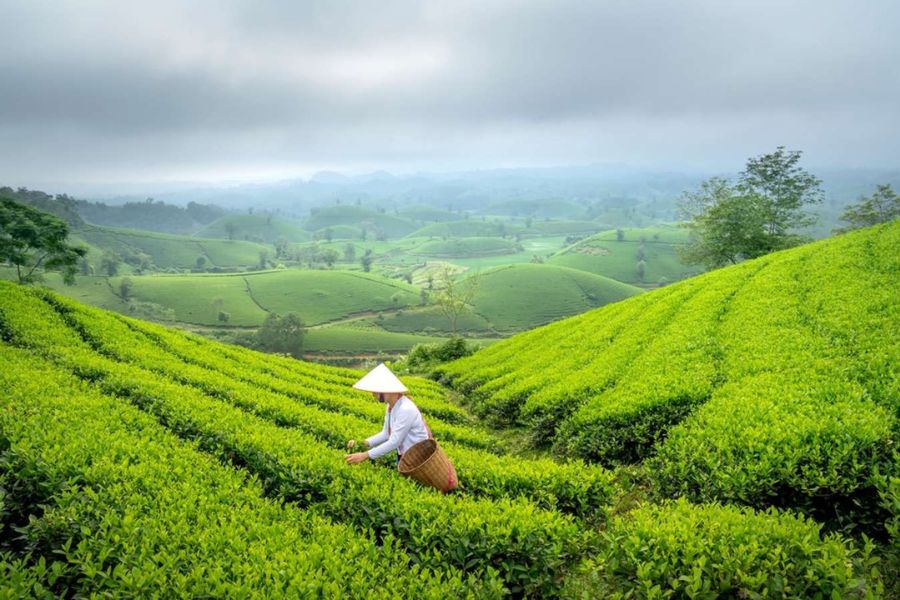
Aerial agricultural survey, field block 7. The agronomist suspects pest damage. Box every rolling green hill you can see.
[399,205,459,222]
[79,225,271,270]
[408,220,521,239]
[107,270,421,326]
[303,205,418,238]
[519,219,604,236]
[195,214,311,243]
[437,223,899,543]
[413,237,519,258]
[469,263,642,331]
[487,198,587,219]
[0,275,887,597]
[313,224,363,240]
[548,225,700,284]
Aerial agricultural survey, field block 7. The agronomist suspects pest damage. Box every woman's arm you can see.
[365,410,390,448]
[367,410,414,460]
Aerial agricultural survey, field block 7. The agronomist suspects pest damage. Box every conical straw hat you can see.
[352,363,408,393]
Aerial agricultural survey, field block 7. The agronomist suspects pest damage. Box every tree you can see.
[837,184,899,232]
[616,229,625,242]
[738,146,822,237]
[636,260,646,282]
[320,249,338,268]
[360,250,374,272]
[679,148,822,269]
[119,277,134,300]
[275,238,289,259]
[679,178,770,268]
[324,228,334,243]
[434,267,480,335]
[225,222,238,240]
[196,255,207,269]
[258,250,269,270]
[256,312,305,358]
[218,311,230,323]
[343,243,356,262]
[100,250,122,277]
[0,198,87,284]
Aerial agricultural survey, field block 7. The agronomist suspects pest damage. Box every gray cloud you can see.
[0,0,898,189]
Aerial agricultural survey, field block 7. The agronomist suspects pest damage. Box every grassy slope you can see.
[549,225,700,284]
[106,270,421,327]
[195,214,311,243]
[413,237,519,257]
[470,263,643,331]
[438,223,899,539]
[245,270,420,323]
[303,205,418,237]
[79,225,271,269]
[408,220,521,239]
[0,266,887,596]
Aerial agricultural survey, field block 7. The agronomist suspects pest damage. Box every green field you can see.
[303,205,419,238]
[408,219,522,239]
[437,223,899,549]
[1,229,890,596]
[412,236,519,257]
[468,263,642,331]
[79,225,271,270]
[548,225,700,284]
[313,224,363,239]
[103,270,421,327]
[305,322,469,354]
[371,305,496,336]
[517,219,604,236]
[195,214,311,243]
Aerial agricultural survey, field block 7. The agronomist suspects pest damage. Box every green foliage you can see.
[256,312,305,357]
[438,223,900,537]
[80,225,270,270]
[414,237,518,258]
[838,184,899,232]
[0,282,598,595]
[680,147,823,269]
[0,198,86,285]
[550,225,697,284]
[565,499,882,599]
[409,220,520,239]
[678,177,771,267]
[196,214,310,243]
[404,337,478,371]
[739,145,824,235]
[470,263,641,332]
[433,267,481,335]
[0,346,496,598]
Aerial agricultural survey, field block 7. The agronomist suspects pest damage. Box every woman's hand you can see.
[345,452,370,465]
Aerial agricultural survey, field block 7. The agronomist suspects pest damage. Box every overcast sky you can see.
[1,0,898,191]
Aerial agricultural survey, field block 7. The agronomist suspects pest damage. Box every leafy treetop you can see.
[0,197,87,284]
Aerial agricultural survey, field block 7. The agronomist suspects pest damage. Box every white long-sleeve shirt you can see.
[366,396,430,460]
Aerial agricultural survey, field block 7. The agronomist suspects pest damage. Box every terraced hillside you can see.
[548,225,699,285]
[468,264,642,331]
[0,269,888,596]
[195,214,312,243]
[78,225,271,270]
[105,270,422,326]
[413,236,519,258]
[437,223,899,542]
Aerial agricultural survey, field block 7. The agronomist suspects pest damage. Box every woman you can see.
[345,363,430,467]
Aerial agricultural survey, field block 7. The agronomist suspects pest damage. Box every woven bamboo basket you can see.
[398,439,458,493]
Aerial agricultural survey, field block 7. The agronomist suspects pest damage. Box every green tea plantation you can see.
[1,223,897,598]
